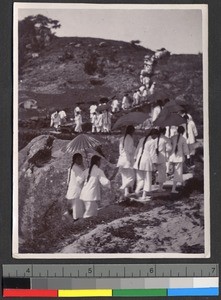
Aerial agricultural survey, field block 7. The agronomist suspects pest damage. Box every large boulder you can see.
[18,135,119,247]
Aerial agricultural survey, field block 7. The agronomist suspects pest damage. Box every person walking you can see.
[50,110,61,131]
[133,129,159,200]
[122,94,130,110]
[153,127,172,192]
[91,112,98,133]
[65,153,84,220]
[74,111,83,132]
[169,126,190,193]
[102,110,112,133]
[182,114,198,165]
[117,125,136,197]
[96,111,103,133]
[152,100,163,122]
[77,155,110,218]
[111,98,120,113]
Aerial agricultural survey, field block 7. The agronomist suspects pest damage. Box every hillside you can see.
[19,135,204,254]
[17,37,205,255]
[18,36,203,145]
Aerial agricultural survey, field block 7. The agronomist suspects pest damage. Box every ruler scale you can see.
[2,264,219,297]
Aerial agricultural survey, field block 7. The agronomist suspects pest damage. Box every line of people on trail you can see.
[117,124,193,202]
[64,120,197,221]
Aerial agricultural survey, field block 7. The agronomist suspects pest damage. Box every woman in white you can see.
[117,125,136,197]
[74,111,83,132]
[154,127,172,192]
[182,114,198,164]
[152,100,163,123]
[65,153,84,220]
[77,155,110,218]
[96,112,103,132]
[50,110,61,130]
[169,126,190,193]
[102,110,112,133]
[91,112,98,133]
[134,129,158,200]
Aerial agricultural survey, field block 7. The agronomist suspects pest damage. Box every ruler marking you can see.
[139,270,141,277]
[193,272,195,277]
[62,267,64,277]
[93,264,95,277]
[78,270,80,277]
[124,267,126,277]
[24,272,25,277]
[186,266,187,276]
[109,270,110,276]
[201,269,203,276]
[16,270,18,277]
[170,269,172,276]
[132,272,134,277]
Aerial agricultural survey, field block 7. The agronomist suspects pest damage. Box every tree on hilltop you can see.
[18,14,61,71]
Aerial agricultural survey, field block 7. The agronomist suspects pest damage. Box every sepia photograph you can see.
[13,3,209,258]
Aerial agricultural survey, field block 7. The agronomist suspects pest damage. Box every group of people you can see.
[116,123,195,201]
[50,110,67,130]
[64,115,198,221]
[65,153,111,220]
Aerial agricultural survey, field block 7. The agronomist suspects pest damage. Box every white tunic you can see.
[59,110,67,120]
[182,120,198,144]
[78,165,110,201]
[75,114,83,132]
[117,135,135,169]
[134,137,157,171]
[169,134,189,163]
[153,135,172,164]
[66,165,84,199]
[152,105,161,122]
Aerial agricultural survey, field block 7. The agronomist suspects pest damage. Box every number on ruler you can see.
[88,268,92,274]
[150,268,154,273]
[212,267,216,274]
[26,268,30,273]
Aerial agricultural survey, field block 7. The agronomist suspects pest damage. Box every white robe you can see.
[66,165,84,199]
[117,135,135,169]
[152,105,161,122]
[75,114,83,132]
[182,120,198,144]
[134,137,157,171]
[153,136,172,164]
[169,134,189,163]
[78,165,110,201]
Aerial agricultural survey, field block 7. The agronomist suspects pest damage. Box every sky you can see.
[17,5,204,54]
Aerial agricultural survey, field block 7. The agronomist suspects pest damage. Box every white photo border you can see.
[13,2,209,259]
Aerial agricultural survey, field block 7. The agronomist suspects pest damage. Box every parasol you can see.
[164,100,186,113]
[153,111,185,127]
[147,91,170,104]
[97,103,111,112]
[112,112,148,130]
[65,134,103,154]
